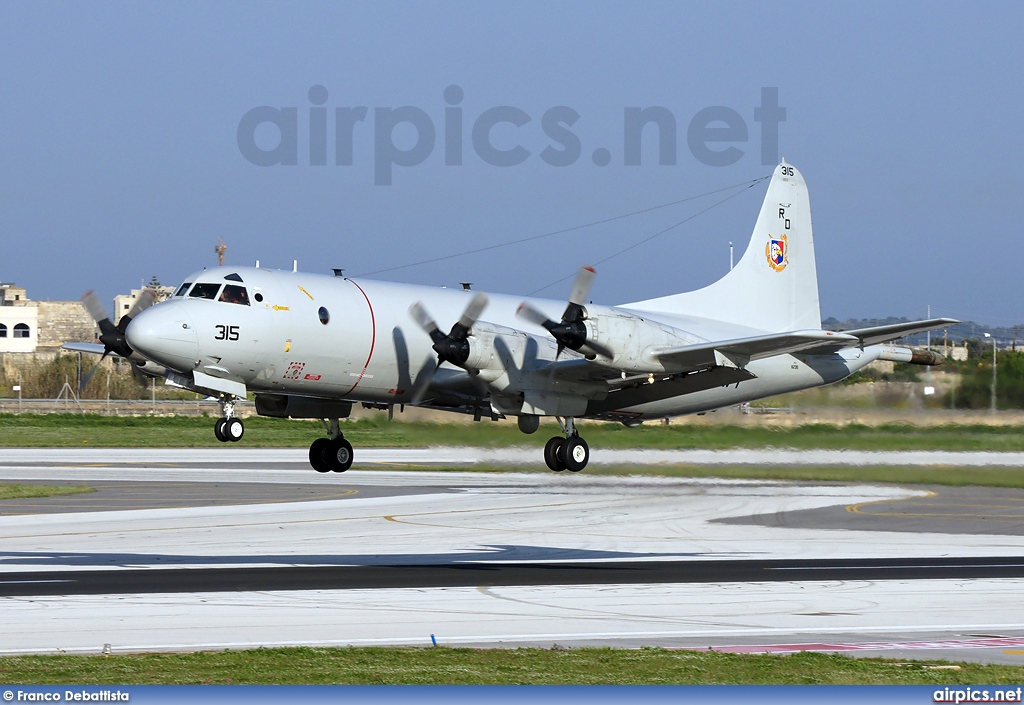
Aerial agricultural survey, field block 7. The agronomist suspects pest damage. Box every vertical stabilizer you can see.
[625,161,821,333]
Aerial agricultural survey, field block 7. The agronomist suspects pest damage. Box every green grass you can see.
[1,414,1024,450]
[0,484,94,500]
[0,647,1020,685]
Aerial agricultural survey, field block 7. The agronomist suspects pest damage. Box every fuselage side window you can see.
[219,285,250,306]
[175,282,192,297]
[188,283,222,300]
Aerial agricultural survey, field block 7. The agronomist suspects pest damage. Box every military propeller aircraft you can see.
[66,161,953,473]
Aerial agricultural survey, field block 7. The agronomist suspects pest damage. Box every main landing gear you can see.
[543,417,589,472]
[309,418,353,473]
[213,395,244,443]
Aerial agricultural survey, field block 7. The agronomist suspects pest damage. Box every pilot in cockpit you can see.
[219,284,249,306]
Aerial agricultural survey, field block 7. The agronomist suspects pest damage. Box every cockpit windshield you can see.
[174,282,192,297]
[218,284,250,306]
[188,283,222,299]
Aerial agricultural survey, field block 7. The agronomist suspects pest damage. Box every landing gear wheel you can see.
[214,418,228,443]
[560,436,589,472]
[224,417,244,442]
[309,437,331,473]
[544,436,566,472]
[328,437,354,473]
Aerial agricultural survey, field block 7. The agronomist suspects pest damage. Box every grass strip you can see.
[0,647,1020,685]
[2,414,1024,450]
[0,484,94,500]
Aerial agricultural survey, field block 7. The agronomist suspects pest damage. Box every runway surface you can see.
[1,447,1023,665]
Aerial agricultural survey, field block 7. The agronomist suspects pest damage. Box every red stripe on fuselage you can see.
[339,279,376,397]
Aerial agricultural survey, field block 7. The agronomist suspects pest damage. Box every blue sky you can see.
[1,1,1021,324]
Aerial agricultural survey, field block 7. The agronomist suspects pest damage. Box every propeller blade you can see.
[81,291,109,325]
[519,268,613,360]
[409,302,444,343]
[516,302,557,330]
[409,356,439,406]
[411,293,488,369]
[78,351,110,394]
[568,266,595,307]
[455,292,488,332]
[80,286,153,362]
[125,288,157,321]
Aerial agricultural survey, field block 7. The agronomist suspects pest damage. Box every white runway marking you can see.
[0,448,1022,663]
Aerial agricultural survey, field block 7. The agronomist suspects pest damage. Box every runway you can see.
[1,448,1023,664]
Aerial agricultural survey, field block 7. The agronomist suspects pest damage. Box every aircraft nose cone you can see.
[126,302,199,372]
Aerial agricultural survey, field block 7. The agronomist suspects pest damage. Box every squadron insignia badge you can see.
[766,234,788,272]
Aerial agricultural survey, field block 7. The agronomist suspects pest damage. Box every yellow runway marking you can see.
[846,490,938,514]
[382,496,666,539]
[848,490,1024,521]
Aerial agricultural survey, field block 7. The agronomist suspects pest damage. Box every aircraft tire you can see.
[309,438,332,473]
[225,418,245,442]
[213,418,228,443]
[561,436,589,472]
[328,437,354,473]
[544,437,565,472]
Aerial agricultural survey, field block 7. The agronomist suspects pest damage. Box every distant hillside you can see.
[821,317,1024,347]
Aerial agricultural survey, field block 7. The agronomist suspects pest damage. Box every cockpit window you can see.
[224,273,243,282]
[188,283,222,299]
[174,282,192,297]
[219,284,250,306]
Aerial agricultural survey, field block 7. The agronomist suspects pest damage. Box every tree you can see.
[951,350,1024,409]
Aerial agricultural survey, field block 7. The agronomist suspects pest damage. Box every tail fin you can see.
[625,161,821,333]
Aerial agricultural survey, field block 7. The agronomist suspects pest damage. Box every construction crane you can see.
[215,237,227,267]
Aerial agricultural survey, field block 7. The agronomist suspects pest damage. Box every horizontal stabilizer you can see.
[655,329,859,371]
[833,318,958,347]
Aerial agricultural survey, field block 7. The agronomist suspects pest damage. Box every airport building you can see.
[0,284,37,353]
[0,282,96,355]
[0,281,177,358]
[113,285,175,318]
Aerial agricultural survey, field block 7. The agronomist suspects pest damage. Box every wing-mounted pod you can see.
[878,345,945,366]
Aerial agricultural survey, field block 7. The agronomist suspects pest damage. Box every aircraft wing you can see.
[828,318,959,347]
[653,329,859,370]
[62,342,112,356]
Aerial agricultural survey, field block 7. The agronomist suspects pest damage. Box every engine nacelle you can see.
[463,323,534,374]
[583,310,693,373]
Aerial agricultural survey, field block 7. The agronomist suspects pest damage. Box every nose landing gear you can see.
[309,418,353,473]
[543,417,589,472]
[213,395,244,443]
